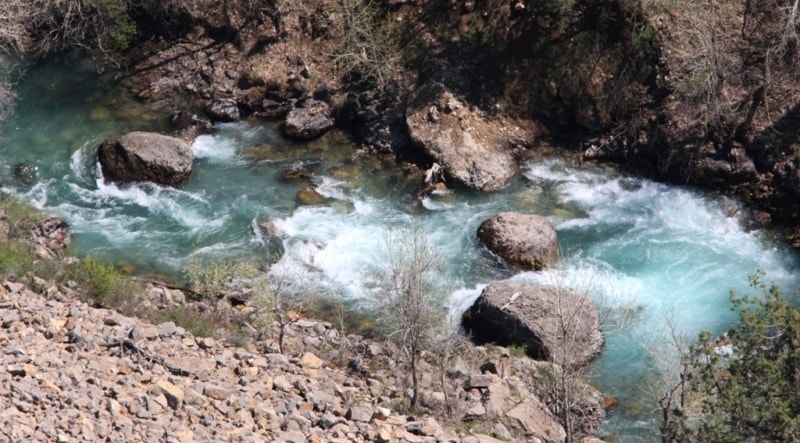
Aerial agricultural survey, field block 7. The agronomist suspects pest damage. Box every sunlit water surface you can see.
[2,60,798,441]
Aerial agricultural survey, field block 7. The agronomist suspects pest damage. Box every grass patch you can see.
[63,256,142,308]
[0,242,36,279]
[155,306,217,338]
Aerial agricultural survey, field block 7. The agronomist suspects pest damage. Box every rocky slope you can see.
[0,273,609,443]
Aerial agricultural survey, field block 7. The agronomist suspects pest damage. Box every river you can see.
[2,58,798,441]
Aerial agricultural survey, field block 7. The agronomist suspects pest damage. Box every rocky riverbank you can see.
[0,273,609,443]
[111,0,800,235]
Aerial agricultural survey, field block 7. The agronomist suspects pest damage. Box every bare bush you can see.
[646,0,740,128]
[641,309,695,442]
[0,1,33,54]
[532,268,639,443]
[329,0,400,89]
[251,260,312,354]
[371,225,449,408]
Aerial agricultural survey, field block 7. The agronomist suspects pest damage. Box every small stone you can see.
[465,401,486,417]
[7,365,27,377]
[318,413,342,429]
[203,384,230,401]
[272,375,293,393]
[155,380,184,409]
[465,374,494,390]
[174,429,193,443]
[346,401,374,422]
[374,406,391,420]
[297,186,326,205]
[103,315,121,326]
[197,337,216,349]
[299,352,323,369]
[130,324,159,340]
[157,321,178,337]
[376,427,393,443]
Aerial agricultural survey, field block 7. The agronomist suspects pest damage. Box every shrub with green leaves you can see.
[157,306,217,338]
[182,255,260,299]
[666,272,800,442]
[65,256,135,306]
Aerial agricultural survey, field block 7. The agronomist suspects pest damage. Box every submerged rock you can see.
[406,81,520,191]
[463,280,604,369]
[13,163,38,184]
[98,132,194,186]
[477,212,558,271]
[297,186,326,205]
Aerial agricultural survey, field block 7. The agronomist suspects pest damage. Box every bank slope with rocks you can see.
[0,277,609,443]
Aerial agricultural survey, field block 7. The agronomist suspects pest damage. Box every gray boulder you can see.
[463,280,604,369]
[406,81,519,191]
[283,100,334,140]
[478,212,558,271]
[98,132,193,186]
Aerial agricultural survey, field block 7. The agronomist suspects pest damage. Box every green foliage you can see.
[0,195,43,279]
[97,0,138,50]
[0,194,39,237]
[182,255,260,299]
[507,343,529,358]
[67,256,139,306]
[0,242,35,279]
[540,0,576,16]
[157,306,217,338]
[304,298,377,338]
[679,272,800,442]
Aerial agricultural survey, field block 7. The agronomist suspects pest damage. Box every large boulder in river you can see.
[282,100,334,140]
[463,280,604,369]
[406,81,519,191]
[98,132,193,186]
[478,212,557,270]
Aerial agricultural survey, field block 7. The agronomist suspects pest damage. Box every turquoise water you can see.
[2,60,799,441]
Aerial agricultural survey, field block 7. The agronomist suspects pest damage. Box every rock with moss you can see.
[98,132,194,186]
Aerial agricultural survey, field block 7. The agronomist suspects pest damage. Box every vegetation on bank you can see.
[0,194,141,304]
[656,272,800,442]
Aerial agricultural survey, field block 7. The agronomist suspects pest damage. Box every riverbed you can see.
[2,59,798,441]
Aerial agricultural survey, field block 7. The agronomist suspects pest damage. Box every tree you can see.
[251,259,311,354]
[371,225,448,409]
[665,272,800,442]
[532,270,634,443]
[643,309,695,443]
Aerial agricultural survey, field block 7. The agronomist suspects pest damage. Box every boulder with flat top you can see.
[98,131,194,186]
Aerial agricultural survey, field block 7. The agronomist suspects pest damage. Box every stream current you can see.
[2,60,799,441]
